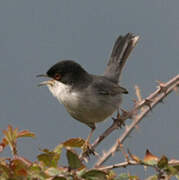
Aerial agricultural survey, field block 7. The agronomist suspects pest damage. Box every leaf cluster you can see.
[0,125,179,180]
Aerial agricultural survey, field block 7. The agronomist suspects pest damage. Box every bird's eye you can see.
[54,73,61,80]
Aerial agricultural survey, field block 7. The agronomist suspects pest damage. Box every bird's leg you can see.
[86,127,95,145]
[82,125,96,156]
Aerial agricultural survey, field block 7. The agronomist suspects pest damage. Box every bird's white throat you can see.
[47,80,79,106]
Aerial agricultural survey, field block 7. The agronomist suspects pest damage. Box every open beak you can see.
[36,74,54,87]
[38,80,54,87]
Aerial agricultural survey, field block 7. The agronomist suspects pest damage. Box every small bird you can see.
[37,33,139,144]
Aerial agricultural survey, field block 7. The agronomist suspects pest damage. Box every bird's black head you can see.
[47,60,89,86]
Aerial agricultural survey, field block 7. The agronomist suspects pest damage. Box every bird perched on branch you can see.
[37,33,139,144]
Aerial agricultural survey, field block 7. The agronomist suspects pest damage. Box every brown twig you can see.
[95,74,179,167]
[97,159,179,171]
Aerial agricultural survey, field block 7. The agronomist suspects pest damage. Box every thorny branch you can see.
[97,157,179,180]
[80,75,179,162]
[94,74,179,167]
[97,160,179,171]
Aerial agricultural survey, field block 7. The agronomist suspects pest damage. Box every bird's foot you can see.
[82,140,95,158]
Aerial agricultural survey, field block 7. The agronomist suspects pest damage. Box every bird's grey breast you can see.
[47,78,122,124]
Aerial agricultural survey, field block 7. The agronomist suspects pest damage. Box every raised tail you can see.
[104,33,139,83]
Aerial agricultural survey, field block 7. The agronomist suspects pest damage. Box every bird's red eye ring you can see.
[54,73,61,80]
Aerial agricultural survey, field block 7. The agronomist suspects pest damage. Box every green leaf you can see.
[63,138,85,148]
[3,125,18,153]
[0,164,10,179]
[66,149,85,169]
[76,168,87,177]
[165,166,178,175]
[28,164,41,173]
[45,167,61,176]
[173,165,179,171]
[11,159,29,177]
[37,150,60,168]
[2,126,35,155]
[157,155,168,169]
[53,144,63,156]
[81,169,107,180]
[27,164,47,180]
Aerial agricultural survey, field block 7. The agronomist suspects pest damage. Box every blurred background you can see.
[0,0,178,178]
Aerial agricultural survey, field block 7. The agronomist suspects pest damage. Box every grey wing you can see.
[92,77,128,96]
[104,33,139,83]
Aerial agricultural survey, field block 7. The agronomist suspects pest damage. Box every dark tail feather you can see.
[104,33,139,83]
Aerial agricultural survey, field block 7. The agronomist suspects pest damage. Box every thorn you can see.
[157,80,167,94]
[120,108,129,117]
[144,99,153,111]
[112,117,125,128]
[134,85,143,102]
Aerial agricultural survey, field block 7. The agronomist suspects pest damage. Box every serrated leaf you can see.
[76,168,87,177]
[28,164,42,173]
[2,126,35,155]
[173,165,179,171]
[63,138,85,148]
[17,155,32,163]
[53,144,63,157]
[81,170,107,180]
[0,164,10,178]
[0,138,8,152]
[11,159,28,177]
[144,149,158,165]
[66,149,85,169]
[3,125,18,141]
[165,166,178,175]
[28,164,47,179]
[38,150,60,168]
[157,155,168,169]
[17,130,35,138]
[106,170,116,180]
[3,125,18,152]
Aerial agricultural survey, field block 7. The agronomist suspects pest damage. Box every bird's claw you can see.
[82,141,95,157]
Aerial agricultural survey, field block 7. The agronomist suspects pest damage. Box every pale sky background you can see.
[0,0,179,178]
